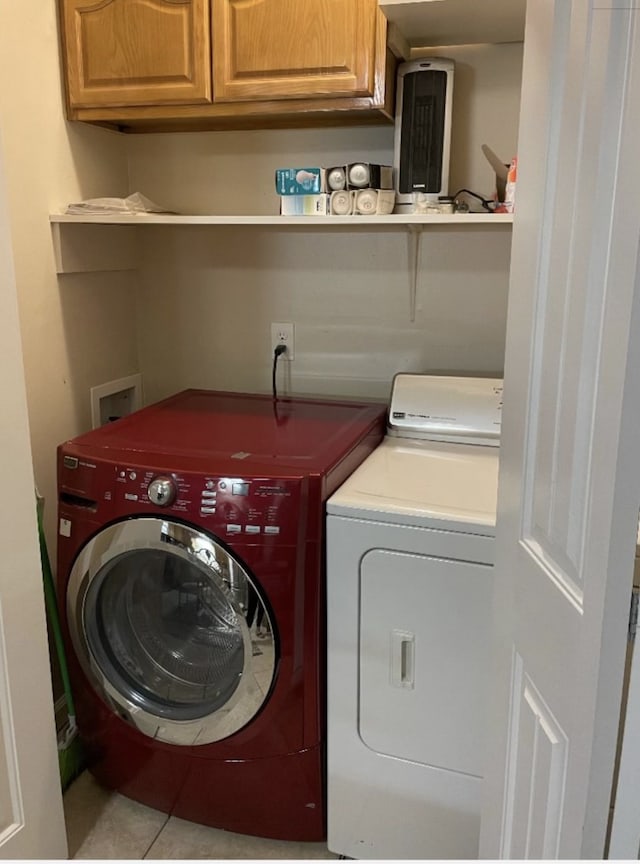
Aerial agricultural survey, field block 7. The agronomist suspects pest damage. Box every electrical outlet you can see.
[271,322,295,360]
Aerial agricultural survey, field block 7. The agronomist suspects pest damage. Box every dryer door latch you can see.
[390,629,415,689]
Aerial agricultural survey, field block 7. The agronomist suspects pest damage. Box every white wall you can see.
[127,42,521,403]
[134,221,510,403]
[0,4,134,539]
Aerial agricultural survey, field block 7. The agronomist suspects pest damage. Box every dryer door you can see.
[67,517,276,745]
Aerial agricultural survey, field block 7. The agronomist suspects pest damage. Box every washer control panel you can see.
[111,465,300,542]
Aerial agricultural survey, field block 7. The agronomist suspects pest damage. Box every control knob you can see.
[147,475,177,507]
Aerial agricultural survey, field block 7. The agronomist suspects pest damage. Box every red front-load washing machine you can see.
[56,389,384,841]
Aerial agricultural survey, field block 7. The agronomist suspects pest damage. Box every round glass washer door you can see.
[67,517,276,746]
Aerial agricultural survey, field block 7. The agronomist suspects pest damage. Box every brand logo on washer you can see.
[231,451,251,460]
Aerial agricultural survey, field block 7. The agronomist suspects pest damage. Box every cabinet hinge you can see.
[629,590,639,641]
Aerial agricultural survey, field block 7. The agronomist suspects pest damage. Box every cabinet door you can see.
[61,0,212,108]
[212,0,381,102]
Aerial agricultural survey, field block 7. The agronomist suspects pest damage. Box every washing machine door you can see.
[67,517,276,746]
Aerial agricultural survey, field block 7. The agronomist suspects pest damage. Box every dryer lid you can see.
[388,374,503,445]
[327,437,499,533]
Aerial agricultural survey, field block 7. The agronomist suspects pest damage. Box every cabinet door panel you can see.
[62,0,211,108]
[213,0,380,102]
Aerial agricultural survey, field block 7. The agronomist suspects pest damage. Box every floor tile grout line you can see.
[142,813,171,860]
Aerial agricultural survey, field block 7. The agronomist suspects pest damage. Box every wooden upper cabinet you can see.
[58,0,394,129]
[212,0,380,102]
[61,0,212,108]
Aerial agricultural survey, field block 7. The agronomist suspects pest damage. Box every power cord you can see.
[272,343,288,401]
[453,187,497,212]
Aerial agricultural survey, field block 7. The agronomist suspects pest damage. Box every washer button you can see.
[264,526,280,535]
[245,525,260,534]
[226,524,241,534]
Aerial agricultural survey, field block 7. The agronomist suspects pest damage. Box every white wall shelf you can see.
[50,212,513,325]
[379,0,526,50]
[50,212,512,274]
[50,213,513,227]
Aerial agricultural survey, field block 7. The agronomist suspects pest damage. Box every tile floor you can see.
[63,771,337,860]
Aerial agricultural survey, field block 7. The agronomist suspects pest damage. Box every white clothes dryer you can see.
[326,374,502,860]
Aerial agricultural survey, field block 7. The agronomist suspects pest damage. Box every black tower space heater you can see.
[393,58,454,211]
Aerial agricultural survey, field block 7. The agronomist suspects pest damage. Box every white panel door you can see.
[480,1,640,858]
[0,132,67,857]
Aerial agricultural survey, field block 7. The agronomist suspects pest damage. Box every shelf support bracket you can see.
[407,225,423,323]
[51,222,137,274]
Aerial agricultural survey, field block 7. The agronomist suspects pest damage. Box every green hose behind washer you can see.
[37,497,84,790]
